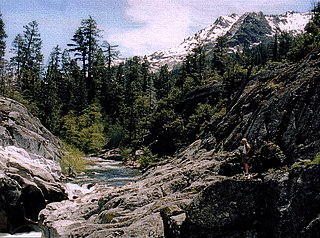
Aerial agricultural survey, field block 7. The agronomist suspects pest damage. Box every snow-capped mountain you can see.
[146,11,312,71]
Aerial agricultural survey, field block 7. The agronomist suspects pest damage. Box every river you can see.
[0,157,141,238]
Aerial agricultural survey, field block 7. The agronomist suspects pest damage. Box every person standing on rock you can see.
[241,138,251,177]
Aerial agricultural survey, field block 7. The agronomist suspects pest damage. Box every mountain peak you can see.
[146,11,312,72]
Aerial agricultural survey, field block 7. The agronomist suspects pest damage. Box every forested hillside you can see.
[0,4,320,166]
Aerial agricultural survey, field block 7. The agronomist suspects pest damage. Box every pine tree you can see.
[101,41,119,72]
[0,12,7,95]
[40,46,63,134]
[154,65,170,99]
[11,21,43,100]
[68,16,102,104]
[64,55,87,112]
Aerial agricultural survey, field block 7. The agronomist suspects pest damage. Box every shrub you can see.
[62,103,107,154]
[138,146,159,168]
[120,147,133,161]
[60,143,89,176]
[310,153,320,165]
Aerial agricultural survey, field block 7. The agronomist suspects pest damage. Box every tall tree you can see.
[68,16,101,104]
[11,21,43,99]
[10,34,24,79]
[61,50,87,113]
[40,46,63,134]
[101,41,119,72]
[0,12,7,95]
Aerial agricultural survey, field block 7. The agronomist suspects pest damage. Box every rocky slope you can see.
[147,11,311,71]
[38,47,320,237]
[0,97,66,233]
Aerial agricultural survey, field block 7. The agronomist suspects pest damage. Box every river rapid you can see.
[0,157,141,238]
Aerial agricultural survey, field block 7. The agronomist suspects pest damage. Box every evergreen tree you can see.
[11,21,43,100]
[68,16,101,104]
[10,34,24,80]
[59,49,86,113]
[211,35,228,75]
[154,65,170,99]
[40,46,63,134]
[272,31,279,61]
[278,31,293,59]
[101,41,119,72]
[305,2,320,48]
[0,12,7,95]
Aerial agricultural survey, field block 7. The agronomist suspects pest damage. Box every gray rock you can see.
[0,97,66,233]
[38,146,222,237]
[181,165,320,238]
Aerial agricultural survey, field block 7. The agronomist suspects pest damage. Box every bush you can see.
[138,146,159,168]
[310,153,320,165]
[62,103,107,154]
[60,143,89,176]
[120,147,133,161]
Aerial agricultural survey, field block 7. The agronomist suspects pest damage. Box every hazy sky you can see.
[0,0,317,61]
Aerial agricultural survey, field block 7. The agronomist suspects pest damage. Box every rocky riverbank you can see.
[0,97,67,234]
[38,140,320,238]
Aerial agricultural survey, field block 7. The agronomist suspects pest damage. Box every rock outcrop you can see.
[180,165,320,238]
[0,97,66,233]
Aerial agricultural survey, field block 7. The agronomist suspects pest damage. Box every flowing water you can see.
[0,157,141,237]
[73,157,141,186]
[64,157,141,199]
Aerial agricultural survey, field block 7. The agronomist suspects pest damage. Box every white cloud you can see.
[108,0,313,57]
[108,0,192,56]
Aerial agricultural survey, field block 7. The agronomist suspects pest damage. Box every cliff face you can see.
[205,48,320,167]
[38,49,320,237]
[0,97,66,233]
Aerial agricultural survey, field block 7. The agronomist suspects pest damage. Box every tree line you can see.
[0,4,320,163]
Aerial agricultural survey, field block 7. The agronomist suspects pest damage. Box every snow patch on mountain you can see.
[266,11,312,34]
[147,13,240,71]
[146,11,312,72]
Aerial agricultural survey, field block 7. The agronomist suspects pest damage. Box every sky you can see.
[0,0,317,61]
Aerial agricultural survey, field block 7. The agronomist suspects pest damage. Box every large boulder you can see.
[0,97,66,233]
[180,165,320,238]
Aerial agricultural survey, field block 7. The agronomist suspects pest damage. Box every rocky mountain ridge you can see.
[147,11,311,71]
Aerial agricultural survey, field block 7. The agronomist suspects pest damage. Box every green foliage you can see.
[288,3,320,61]
[4,11,320,160]
[62,103,107,154]
[138,146,159,168]
[106,122,127,148]
[0,12,6,59]
[120,147,133,161]
[9,91,41,116]
[60,143,88,176]
[186,103,215,139]
[310,153,320,165]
